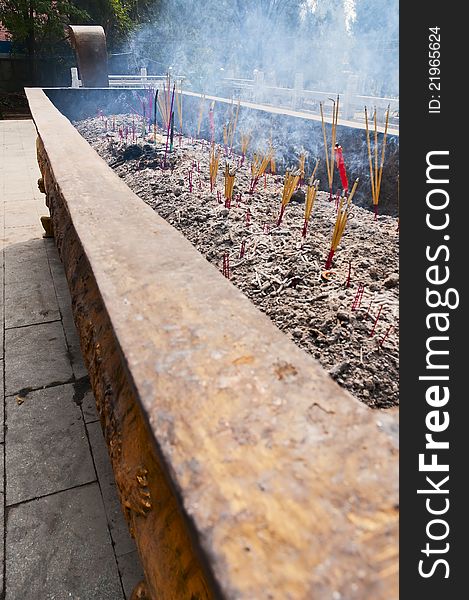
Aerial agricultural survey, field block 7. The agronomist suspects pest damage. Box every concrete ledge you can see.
[26,88,398,600]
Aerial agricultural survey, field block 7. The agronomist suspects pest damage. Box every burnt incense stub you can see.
[68,25,109,88]
[27,88,398,600]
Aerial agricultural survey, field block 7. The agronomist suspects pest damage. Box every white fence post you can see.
[292,73,304,110]
[344,73,359,120]
[253,70,265,103]
[70,67,81,88]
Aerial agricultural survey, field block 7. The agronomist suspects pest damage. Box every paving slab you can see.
[117,551,145,600]
[6,483,124,600]
[87,421,137,557]
[4,277,60,329]
[43,240,89,380]
[5,321,73,396]
[4,201,42,228]
[6,383,96,505]
[0,226,43,250]
[4,238,48,284]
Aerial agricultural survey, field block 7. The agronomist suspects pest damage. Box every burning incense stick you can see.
[240,132,251,165]
[325,178,359,269]
[209,144,221,192]
[224,163,236,208]
[163,84,176,167]
[157,87,171,131]
[302,178,319,238]
[277,170,301,226]
[365,105,390,218]
[334,144,349,192]
[249,150,274,194]
[270,154,276,174]
[311,157,320,180]
[241,133,251,155]
[298,154,306,184]
[320,96,340,200]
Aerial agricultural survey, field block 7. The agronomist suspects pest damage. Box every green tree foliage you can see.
[0,0,157,55]
[0,1,89,55]
[74,1,132,49]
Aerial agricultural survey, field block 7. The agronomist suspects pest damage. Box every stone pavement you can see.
[1,120,143,599]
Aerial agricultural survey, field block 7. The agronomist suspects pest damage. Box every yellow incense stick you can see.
[305,179,319,222]
[319,102,331,189]
[241,133,251,155]
[364,107,376,203]
[376,106,390,202]
[210,144,220,190]
[311,158,320,180]
[224,164,236,201]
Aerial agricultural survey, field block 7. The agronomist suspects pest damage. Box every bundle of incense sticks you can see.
[163,84,176,167]
[224,163,236,208]
[325,178,359,269]
[320,96,340,200]
[365,105,390,219]
[311,157,320,180]
[334,144,349,192]
[209,144,221,192]
[157,80,173,131]
[249,150,274,194]
[277,170,301,226]
[302,178,320,238]
[298,153,306,184]
[240,133,251,161]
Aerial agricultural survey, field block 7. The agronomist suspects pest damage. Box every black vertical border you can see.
[400,1,466,597]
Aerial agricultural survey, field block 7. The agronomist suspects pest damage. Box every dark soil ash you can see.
[75,115,399,408]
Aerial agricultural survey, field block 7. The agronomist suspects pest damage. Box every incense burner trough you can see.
[26,87,399,600]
